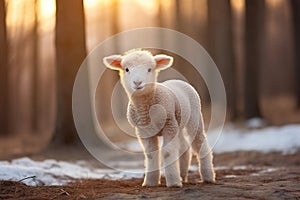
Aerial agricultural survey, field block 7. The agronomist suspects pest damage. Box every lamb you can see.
[103,49,215,187]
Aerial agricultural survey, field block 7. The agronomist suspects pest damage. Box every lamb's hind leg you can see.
[139,136,161,187]
[187,120,215,183]
[179,130,191,183]
[198,136,215,183]
[192,129,215,183]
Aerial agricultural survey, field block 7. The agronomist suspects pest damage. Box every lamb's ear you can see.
[154,54,173,71]
[103,55,123,71]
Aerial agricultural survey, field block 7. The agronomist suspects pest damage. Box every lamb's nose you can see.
[134,81,142,86]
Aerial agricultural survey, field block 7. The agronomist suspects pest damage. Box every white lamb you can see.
[103,49,215,187]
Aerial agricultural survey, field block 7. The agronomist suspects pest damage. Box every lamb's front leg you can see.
[161,121,182,187]
[138,136,161,187]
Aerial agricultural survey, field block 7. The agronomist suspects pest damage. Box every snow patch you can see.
[0,157,143,186]
[209,124,300,154]
[224,175,237,178]
[119,124,300,154]
[246,118,267,128]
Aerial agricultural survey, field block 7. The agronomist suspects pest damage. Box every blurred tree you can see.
[0,0,9,135]
[207,0,237,120]
[97,0,120,126]
[192,0,208,47]
[244,0,265,119]
[31,0,39,132]
[291,0,300,107]
[54,0,87,144]
[175,0,184,50]
[157,0,163,27]
[111,0,119,42]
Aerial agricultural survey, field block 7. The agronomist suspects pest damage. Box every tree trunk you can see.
[31,0,39,132]
[207,0,237,120]
[157,0,163,27]
[54,0,87,144]
[0,0,9,135]
[97,0,120,126]
[291,0,300,107]
[244,0,265,119]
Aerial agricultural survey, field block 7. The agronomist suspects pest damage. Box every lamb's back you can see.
[161,80,201,127]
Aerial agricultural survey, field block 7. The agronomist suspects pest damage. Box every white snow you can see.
[0,124,299,186]
[0,157,143,186]
[121,124,300,154]
[209,124,300,154]
[246,118,267,129]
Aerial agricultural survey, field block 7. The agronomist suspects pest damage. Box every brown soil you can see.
[1,151,300,200]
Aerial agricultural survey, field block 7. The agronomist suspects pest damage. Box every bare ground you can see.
[1,151,300,200]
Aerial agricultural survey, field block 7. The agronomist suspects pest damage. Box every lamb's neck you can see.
[130,89,156,107]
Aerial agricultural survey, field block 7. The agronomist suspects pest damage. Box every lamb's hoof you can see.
[202,179,216,184]
[166,182,183,188]
[201,172,216,184]
[181,177,188,183]
[142,181,160,187]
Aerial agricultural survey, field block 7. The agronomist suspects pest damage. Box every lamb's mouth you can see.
[135,86,144,90]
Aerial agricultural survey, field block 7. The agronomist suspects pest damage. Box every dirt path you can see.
[1,153,300,200]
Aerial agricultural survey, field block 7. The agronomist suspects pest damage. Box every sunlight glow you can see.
[39,0,55,20]
[6,0,158,32]
[84,0,100,9]
[231,0,245,14]
[39,0,55,32]
[135,0,157,15]
[6,0,23,28]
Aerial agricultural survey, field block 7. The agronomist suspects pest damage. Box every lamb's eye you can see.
[125,68,129,72]
[148,68,151,72]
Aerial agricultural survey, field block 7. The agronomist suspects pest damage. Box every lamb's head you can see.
[103,49,173,95]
